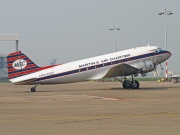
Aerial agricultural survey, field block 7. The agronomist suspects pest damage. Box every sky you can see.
[0,0,180,73]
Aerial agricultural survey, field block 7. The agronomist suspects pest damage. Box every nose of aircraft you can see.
[157,50,172,64]
[166,50,172,59]
[161,50,171,62]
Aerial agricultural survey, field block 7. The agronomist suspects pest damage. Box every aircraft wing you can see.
[103,63,139,78]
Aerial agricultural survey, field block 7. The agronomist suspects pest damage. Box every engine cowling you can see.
[131,60,155,72]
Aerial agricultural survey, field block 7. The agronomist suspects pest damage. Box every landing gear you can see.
[130,75,139,89]
[123,80,131,89]
[31,84,38,92]
[131,80,139,89]
[31,87,36,92]
[116,76,140,89]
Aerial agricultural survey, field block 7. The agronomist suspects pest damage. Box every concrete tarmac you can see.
[0,81,180,135]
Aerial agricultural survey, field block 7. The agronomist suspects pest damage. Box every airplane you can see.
[169,74,180,83]
[50,58,57,66]
[7,45,171,92]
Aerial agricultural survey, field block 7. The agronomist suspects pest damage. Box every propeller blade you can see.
[151,56,157,64]
[151,57,158,76]
[154,56,157,64]
[160,63,163,70]
[154,68,158,76]
[160,63,163,75]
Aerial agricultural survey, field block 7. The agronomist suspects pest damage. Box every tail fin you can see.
[7,51,40,79]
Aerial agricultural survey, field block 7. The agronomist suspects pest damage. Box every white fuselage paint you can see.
[10,46,171,85]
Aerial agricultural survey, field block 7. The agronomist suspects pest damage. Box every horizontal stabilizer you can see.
[14,78,37,85]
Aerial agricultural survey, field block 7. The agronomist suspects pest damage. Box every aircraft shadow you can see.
[111,86,177,90]
[22,90,53,93]
[20,86,179,92]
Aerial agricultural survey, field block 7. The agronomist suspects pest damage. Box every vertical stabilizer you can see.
[7,51,40,79]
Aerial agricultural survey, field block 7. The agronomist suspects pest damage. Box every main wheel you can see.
[131,80,139,89]
[31,87,36,92]
[123,80,131,89]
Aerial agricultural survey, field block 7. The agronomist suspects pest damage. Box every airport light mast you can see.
[109,26,120,52]
[158,9,173,82]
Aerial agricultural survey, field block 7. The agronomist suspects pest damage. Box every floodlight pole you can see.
[16,40,19,52]
[158,9,173,82]
[109,26,120,52]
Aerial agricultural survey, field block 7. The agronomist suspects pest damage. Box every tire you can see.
[31,87,36,92]
[123,80,131,89]
[131,80,139,89]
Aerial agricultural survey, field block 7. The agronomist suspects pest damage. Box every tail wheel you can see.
[31,87,36,92]
[131,80,139,89]
[123,80,131,89]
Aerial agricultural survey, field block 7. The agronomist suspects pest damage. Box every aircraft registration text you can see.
[39,72,54,78]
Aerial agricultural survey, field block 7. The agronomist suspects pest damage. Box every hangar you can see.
[0,34,20,81]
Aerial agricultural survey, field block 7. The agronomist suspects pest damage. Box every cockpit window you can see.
[154,48,162,53]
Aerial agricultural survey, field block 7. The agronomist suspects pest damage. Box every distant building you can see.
[0,54,8,81]
[0,34,20,81]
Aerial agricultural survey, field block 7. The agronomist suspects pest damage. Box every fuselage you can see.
[10,46,171,85]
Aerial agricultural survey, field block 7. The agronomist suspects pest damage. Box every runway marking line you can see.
[88,95,124,100]
[1,113,180,123]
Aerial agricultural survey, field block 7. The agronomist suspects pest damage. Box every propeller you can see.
[160,63,164,76]
[154,68,158,76]
[151,57,158,76]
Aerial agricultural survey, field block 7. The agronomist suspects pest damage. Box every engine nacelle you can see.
[131,60,155,72]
